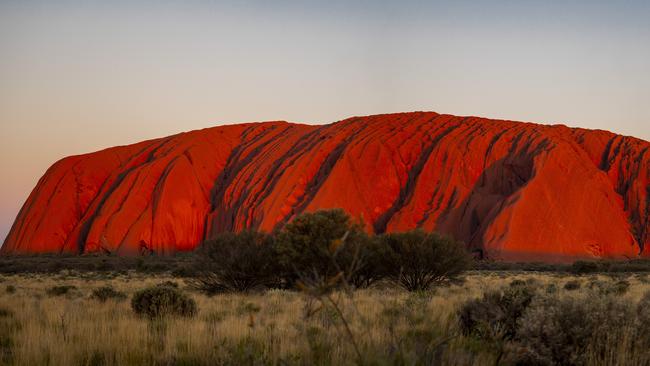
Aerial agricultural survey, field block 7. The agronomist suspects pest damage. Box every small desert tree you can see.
[378,229,471,291]
[274,209,377,289]
[190,230,279,294]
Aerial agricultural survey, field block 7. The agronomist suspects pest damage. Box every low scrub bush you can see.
[509,279,526,287]
[607,260,650,273]
[5,285,15,294]
[191,230,279,294]
[458,284,536,342]
[459,284,650,365]
[607,279,630,295]
[131,285,197,318]
[91,286,127,302]
[517,293,635,365]
[378,230,471,291]
[563,280,581,291]
[46,285,76,296]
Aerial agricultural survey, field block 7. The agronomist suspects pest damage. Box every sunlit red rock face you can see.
[2,112,649,261]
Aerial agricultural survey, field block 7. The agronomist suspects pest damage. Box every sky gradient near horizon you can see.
[1,0,650,244]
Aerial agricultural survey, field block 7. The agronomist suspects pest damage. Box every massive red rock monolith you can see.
[2,112,648,261]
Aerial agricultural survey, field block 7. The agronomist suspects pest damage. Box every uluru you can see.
[1,112,648,262]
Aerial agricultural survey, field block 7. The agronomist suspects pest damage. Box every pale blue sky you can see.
[1,0,649,243]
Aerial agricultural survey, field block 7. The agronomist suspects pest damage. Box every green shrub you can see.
[5,285,15,294]
[46,285,76,296]
[131,285,197,318]
[191,230,279,294]
[91,286,127,302]
[458,285,536,342]
[275,209,374,288]
[563,280,581,291]
[378,230,471,291]
[517,293,635,366]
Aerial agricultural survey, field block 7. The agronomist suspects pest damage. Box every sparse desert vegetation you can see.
[2,211,650,365]
[1,271,650,365]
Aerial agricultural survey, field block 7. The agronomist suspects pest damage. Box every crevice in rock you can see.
[373,120,461,233]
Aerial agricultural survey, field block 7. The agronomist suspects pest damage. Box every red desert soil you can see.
[2,112,648,261]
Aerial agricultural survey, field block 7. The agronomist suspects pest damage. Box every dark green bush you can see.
[5,285,15,294]
[275,209,374,288]
[378,230,471,291]
[563,280,581,291]
[458,284,536,342]
[571,261,602,274]
[46,285,76,296]
[349,236,391,288]
[131,285,197,318]
[607,260,650,273]
[91,286,127,302]
[191,230,279,294]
